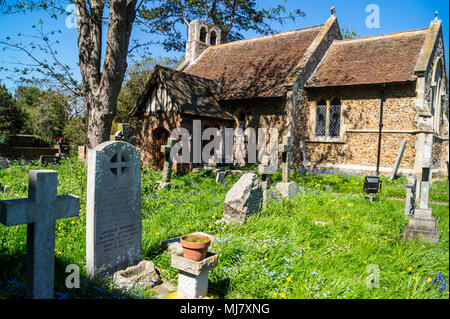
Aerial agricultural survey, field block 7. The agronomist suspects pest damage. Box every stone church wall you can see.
[295,83,420,175]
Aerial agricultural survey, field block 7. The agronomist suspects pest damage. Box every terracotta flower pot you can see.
[180,234,211,261]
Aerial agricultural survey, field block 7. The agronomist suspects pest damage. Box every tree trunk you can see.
[76,0,137,150]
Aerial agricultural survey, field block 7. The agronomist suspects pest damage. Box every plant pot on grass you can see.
[180,234,211,261]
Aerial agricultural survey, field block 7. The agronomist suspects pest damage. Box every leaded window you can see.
[329,99,341,137]
[315,100,327,137]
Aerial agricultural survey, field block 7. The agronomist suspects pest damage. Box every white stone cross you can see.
[0,170,79,299]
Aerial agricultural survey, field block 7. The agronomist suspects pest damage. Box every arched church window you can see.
[431,59,443,134]
[210,31,217,45]
[199,27,207,43]
[329,99,341,137]
[315,100,327,137]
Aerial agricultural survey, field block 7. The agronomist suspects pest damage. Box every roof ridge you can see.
[211,24,323,49]
[335,28,428,44]
[156,64,217,84]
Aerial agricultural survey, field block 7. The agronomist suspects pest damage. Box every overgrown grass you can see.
[0,158,448,299]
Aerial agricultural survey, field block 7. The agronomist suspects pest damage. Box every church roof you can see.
[184,25,323,100]
[130,65,233,120]
[306,28,428,88]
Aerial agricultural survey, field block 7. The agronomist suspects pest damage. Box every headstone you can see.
[222,173,262,224]
[390,139,407,181]
[404,175,417,217]
[0,170,79,299]
[171,252,218,299]
[157,138,176,189]
[40,154,63,165]
[0,182,9,193]
[258,155,273,203]
[403,158,440,243]
[78,145,87,161]
[86,141,142,278]
[110,123,137,146]
[276,135,298,198]
[215,170,225,184]
[0,156,9,169]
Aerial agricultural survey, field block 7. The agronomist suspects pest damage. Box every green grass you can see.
[0,158,448,299]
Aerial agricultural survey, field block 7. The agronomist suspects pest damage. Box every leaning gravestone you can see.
[222,173,262,224]
[390,139,407,181]
[86,141,142,278]
[0,170,79,299]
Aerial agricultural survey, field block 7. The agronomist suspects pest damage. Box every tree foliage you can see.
[138,0,305,51]
[1,0,305,147]
[0,84,29,134]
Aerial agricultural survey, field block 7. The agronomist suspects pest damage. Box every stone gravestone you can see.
[258,155,274,203]
[0,170,79,299]
[404,175,417,217]
[86,141,142,278]
[110,123,137,146]
[215,170,226,185]
[0,156,9,169]
[275,135,298,198]
[390,139,407,181]
[157,138,176,189]
[222,173,262,224]
[403,158,440,243]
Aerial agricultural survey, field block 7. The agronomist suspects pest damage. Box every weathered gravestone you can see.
[157,138,176,189]
[275,135,298,198]
[258,155,275,203]
[222,173,262,224]
[110,123,137,146]
[404,175,417,217]
[86,141,142,278]
[403,158,440,243]
[390,139,407,181]
[0,170,79,299]
[0,156,9,169]
[215,170,226,184]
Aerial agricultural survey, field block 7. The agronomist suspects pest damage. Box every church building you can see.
[130,8,448,178]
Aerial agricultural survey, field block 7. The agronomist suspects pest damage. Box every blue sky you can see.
[0,0,448,92]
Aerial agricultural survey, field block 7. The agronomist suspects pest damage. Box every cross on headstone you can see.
[110,123,137,146]
[0,170,79,299]
[161,138,176,183]
[279,135,293,183]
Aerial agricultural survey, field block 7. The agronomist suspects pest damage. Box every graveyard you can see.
[0,157,448,299]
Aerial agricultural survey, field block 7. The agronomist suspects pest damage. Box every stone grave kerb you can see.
[86,141,142,278]
[0,170,79,299]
